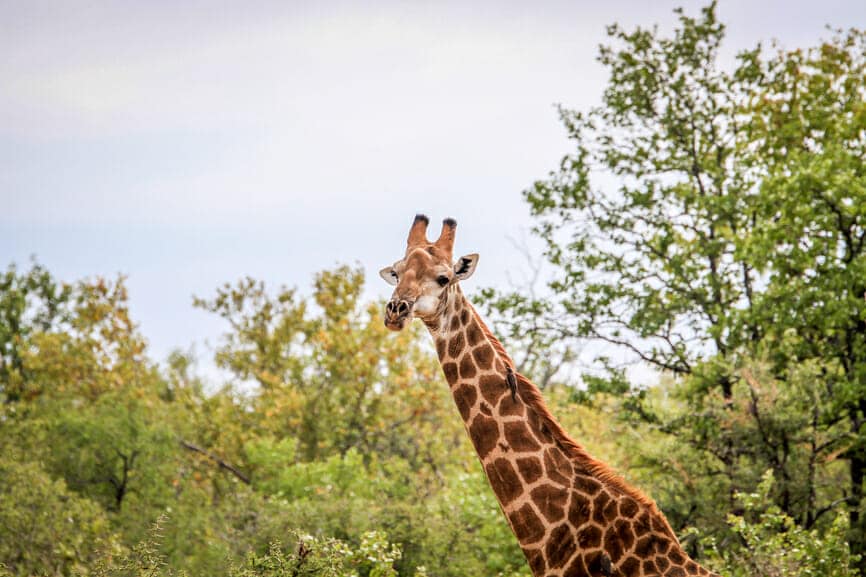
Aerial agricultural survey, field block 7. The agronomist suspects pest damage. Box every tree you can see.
[0,263,219,568]
[739,26,866,553]
[193,266,532,575]
[694,471,860,576]
[476,238,578,390]
[501,0,866,562]
[193,265,458,466]
[0,459,119,576]
[0,261,71,403]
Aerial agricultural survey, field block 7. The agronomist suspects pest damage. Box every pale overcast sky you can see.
[3,1,864,369]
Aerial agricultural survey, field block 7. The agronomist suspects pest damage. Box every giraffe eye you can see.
[437,275,450,287]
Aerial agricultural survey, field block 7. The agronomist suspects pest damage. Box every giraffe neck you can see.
[426,286,716,577]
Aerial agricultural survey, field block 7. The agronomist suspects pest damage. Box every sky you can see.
[2,0,865,375]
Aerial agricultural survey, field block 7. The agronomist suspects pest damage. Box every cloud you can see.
[3,0,863,363]
[2,2,607,228]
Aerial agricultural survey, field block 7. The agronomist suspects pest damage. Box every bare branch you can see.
[180,440,251,485]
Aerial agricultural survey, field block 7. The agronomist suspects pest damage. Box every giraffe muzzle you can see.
[384,298,414,331]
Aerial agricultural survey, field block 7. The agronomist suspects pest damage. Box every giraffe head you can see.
[380,214,478,331]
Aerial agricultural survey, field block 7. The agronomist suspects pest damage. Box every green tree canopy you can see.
[490,0,866,567]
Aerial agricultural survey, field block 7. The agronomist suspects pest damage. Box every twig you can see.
[179,440,251,485]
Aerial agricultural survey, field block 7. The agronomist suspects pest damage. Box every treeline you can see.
[0,254,858,577]
[0,262,530,576]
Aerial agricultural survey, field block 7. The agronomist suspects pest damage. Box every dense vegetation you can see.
[484,2,866,574]
[0,262,528,576]
[2,4,865,576]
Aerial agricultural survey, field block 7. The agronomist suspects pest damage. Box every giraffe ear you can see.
[453,254,479,281]
[379,266,399,286]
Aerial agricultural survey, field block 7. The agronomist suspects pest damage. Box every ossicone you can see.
[435,217,457,256]
[407,214,430,247]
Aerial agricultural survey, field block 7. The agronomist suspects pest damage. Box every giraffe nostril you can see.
[386,299,412,319]
[386,299,413,321]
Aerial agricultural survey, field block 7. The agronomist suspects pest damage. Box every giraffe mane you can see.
[465,301,679,543]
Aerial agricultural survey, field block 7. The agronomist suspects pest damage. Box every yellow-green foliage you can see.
[693,471,860,577]
[0,460,120,577]
[3,5,866,575]
[0,262,530,576]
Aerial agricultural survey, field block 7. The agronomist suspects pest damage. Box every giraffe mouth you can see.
[384,298,414,331]
[384,317,408,331]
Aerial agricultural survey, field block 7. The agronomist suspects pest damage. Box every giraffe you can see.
[379,215,717,577]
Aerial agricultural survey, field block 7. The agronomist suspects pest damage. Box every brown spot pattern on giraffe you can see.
[634,511,652,536]
[568,491,592,527]
[613,518,635,551]
[532,419,554,445]
[459,308,470,325]
[442,361,458,384]
[448,331,464,358]
[435,339,446,359]
[544,446,573,486]
[530,484,568,523]
[525,548,546,575]
[593,491,612,525]
[452,384,476,420]
[633,535,656,558]
[469,414,499,459]
[526,407,541,431]
[619,556,640,575]
[485,458,523,506]
[498,394,524,416]
[450,315,461,332]
[574,474,602,495]
[602,497,619,523]
[458,354,476,379]
[472,343,495,369]
[504,421,542,452]
[508,503,546,545]
[576,524,601,549]
[466,321,483,346]
[584,550,613,576]
[563,556,586,577]
[545,524,577,569]
[604,526,624,563]
[478,374,505,405]
[516,456,544,484]
[619,496,639,518]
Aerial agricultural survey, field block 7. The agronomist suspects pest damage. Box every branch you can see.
[591,331,692,375]
[291,541,311,577]
[180,440,251,485]
[810,496,857,528]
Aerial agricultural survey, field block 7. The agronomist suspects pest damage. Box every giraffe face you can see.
[380,215,478,331]
[380,248,479,330]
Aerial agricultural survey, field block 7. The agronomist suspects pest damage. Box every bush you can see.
[691,470,860,577]
[0,459,120,576]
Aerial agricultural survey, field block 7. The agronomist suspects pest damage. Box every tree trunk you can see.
[849,433,865,572]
